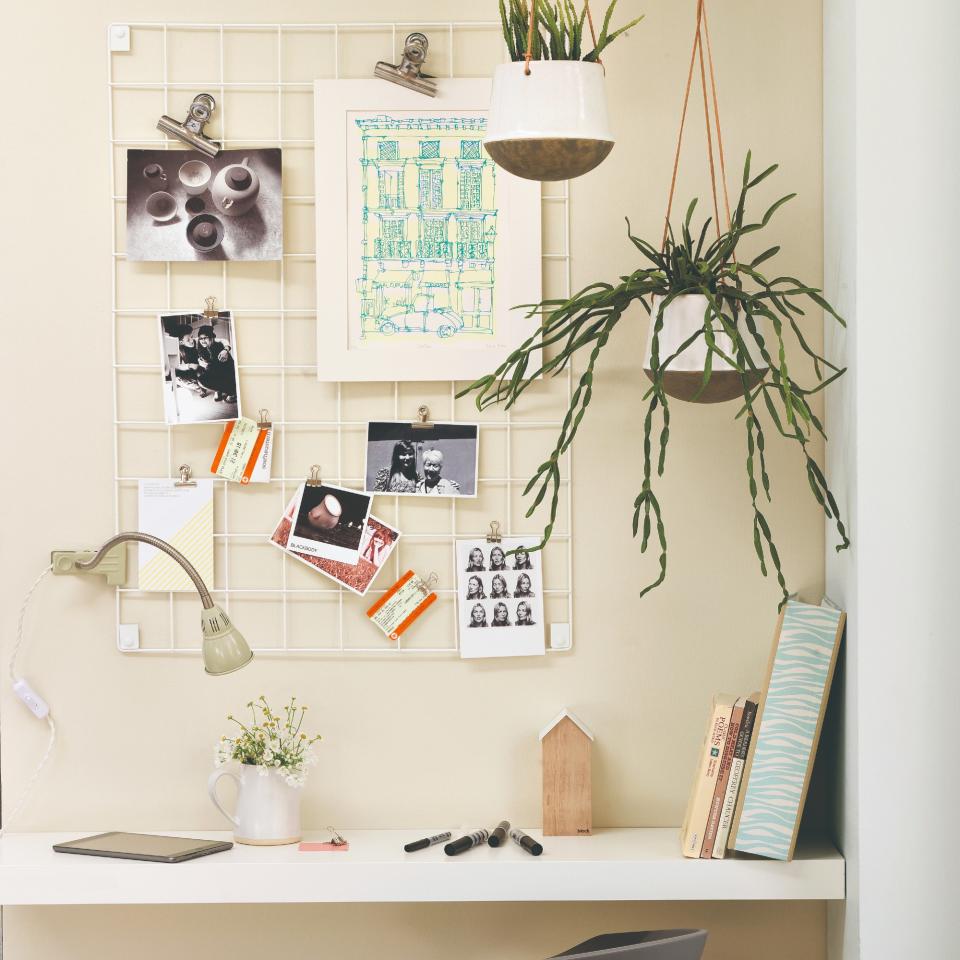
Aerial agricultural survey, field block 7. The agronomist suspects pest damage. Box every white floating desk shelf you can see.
[0,829,843,905]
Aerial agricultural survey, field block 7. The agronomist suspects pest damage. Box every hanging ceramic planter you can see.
[643,294,765,403]
[485,1,643,182]
[459,0,851,606]
[484,60,614,181]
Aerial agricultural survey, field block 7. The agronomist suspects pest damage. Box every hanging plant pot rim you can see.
[485,60,614,145]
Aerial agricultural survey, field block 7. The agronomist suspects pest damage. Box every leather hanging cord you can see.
[701,1,732,232]
[661,0,704,250]
[696,14,722,239]
[524,0,536,75]
[661,0,731,249]
[584,0,602,67]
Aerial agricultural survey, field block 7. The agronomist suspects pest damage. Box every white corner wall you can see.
[824,1,960,957]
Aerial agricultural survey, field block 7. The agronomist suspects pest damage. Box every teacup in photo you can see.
[145,191,177,222]
[142,162,166,184]
[186,214,225,253]
[178,159,212,196]
[309,494,342,530]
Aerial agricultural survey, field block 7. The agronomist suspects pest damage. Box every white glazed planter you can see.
[484,61,614,181]
[643,294,765,404]
[208,764,303,845]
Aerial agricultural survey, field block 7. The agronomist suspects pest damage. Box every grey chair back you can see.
[548,929,707,960]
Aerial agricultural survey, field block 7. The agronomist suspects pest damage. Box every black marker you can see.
[509,828,543,857]
[403,831,451,853]
[488,820,511,847]
[444,829,490,856]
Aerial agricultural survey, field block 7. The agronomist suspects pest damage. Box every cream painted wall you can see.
[0,1,827,957]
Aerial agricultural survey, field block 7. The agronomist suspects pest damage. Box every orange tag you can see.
[366,570,437,640]
[211,418,272,483]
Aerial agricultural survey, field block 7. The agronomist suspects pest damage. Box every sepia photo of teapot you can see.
[211,156,260,217]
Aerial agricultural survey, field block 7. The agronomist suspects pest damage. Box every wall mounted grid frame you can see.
[108,20,575,656]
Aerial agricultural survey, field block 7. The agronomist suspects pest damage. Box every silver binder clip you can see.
[157,93,221,157]
[307,465,323,487]
[486,521,502,544]
[374,32,437,97]
[326,826,347,847]
[258,409,272,430]
[175,464,196,487]
[411,405,434,430]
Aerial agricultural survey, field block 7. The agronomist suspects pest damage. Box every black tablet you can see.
[53,832,233,863]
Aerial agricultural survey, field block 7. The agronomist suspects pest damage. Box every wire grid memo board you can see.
[108,20,574,656]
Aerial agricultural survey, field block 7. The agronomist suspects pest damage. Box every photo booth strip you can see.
[137,477,214,592]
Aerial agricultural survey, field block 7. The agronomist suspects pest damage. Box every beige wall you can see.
[0,0,825,957]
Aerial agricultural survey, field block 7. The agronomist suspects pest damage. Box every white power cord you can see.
[0,565,57,839]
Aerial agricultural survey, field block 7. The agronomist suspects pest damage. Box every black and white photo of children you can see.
[160,312,240,425]
[364,421,479,497]
[455,538,545,659]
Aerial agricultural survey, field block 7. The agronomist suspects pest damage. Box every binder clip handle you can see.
[307,465,323,487]
[411,405,433,430]
[175,464,196,487]
[374,32,437,97]
[486,520,502,544]
[258,409,272,429]
[203,296,219,318]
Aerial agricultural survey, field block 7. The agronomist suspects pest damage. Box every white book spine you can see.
[712,755,745,859]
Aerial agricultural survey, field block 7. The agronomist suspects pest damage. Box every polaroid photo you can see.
[270,491,399,597]
[160,311,240,426]
[126,148,282,262]
[364,421,479,497]
[286,482,373,565]
[456,538,545,659]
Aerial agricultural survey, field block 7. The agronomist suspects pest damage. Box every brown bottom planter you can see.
[483,137,614,182]
[644,367,766,404]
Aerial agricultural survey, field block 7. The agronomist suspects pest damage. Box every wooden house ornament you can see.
[540,709,594,836]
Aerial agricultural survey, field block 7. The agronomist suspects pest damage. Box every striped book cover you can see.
[730,600,845,861]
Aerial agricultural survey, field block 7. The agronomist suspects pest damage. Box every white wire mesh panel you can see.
[109,21,574,656]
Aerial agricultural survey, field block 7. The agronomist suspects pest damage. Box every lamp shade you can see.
[201,604,254,675]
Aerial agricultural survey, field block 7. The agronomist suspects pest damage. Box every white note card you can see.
[137,479,214,592]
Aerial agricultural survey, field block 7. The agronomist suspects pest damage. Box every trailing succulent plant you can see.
[458,153,850,606]
[498,0,644,62]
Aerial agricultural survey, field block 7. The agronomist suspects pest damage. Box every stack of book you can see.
[680,693,759,859]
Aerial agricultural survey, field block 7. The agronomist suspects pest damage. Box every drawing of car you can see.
[377,306,465,339]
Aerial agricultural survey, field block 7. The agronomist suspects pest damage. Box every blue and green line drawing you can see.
[355,115,497,341]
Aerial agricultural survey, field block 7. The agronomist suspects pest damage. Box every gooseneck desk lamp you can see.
[0,533,253,838]
[52,532,254,675]
[0,531,253,836]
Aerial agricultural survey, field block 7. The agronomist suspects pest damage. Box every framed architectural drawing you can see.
[314,80,542,382]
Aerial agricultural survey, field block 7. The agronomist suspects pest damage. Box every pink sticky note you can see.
[298,841,349,852]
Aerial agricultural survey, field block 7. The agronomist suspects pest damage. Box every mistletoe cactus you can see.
[458,153,849,605]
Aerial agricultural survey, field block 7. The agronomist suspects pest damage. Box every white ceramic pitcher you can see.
[208,765,302,845]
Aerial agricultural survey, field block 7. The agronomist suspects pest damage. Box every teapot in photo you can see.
[211,157,260,217]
